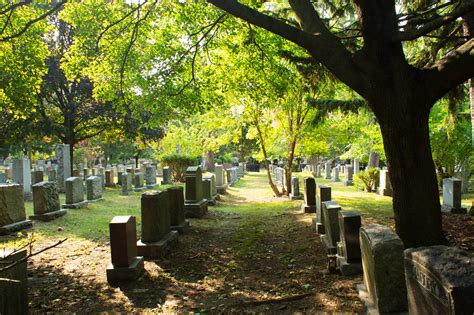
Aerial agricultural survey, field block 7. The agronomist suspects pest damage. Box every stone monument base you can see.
[320,234,336,255]
[184,199,208,218]
[378,188,393,197]
[136,231,179,258]
[441,205,467,214]
[106,257,144,285]
[342,180,353,186]
[290,193,304,201]
[171,220,190,234]
[217,185,227,194]
[161,180,171,185]
[301,203,316,213]
[133,187,145,192]
[336,255,362,276]
[29,209,67,222]
[87,197,104,203]
[0,220,33,235]
[62,200,88,209]
[357,283,408,315]
[146,184,157,189]
[316,222,326,234]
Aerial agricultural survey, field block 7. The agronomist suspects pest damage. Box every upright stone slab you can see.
[378,170,393,196]
[331,167,340,182]
[86,176,103,202]
[56,144,71,193]
[63,177,88,209]
[145,165,157,188]
[30,182,67,221]
[301,177,316,213]
[161,167,171,185]
[357,224,407,314]
[0,184,32,235]
[289,176,303,200]
[226,169,233,186]
[0,173,6,183]
[441,178,466,213]
[31,170,44,185]
[137,191,179,258]
[209,174,218,201]
[320,201,341,255]
[133,172,145,192]
[354,158,360,176]
[215,165,227,194]
[0,249,28,315]
[336,211,362,275]
[167,186,190,233]
[121,173,132,196]
[315,185,331,234]
[12,159,32,200]
[117,171,123,186]
[404,245,474,314]
[325,162,331,179]
[184,166,208,218]
[342,165,353,186]
[202,177,215,206]
[83,168,90,177]
[106,216,144,284]
[47,169,57,182]
[315,164,321,177]
[105,169,116,187]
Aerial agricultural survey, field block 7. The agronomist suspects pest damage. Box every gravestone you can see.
[315,164,321,177]
[441,178,466,214]
[157,165,163,177]
[336,211,362,275]
[145,165,157,188]
[354,158,360,176]
[106,216,144,284]
[62,177,88,209]
[215,165,227,194]
[226,169,233,186]
[161,167,171,185]
[31,170,44,185]
[378,170,393,197]
[83,168,90,177]
[314,185,331,234]
[117,171,123,186]
[0,184,32,235]
[325,162,331,179]
[167,186,190,233]
[0,249,28,314]
[12,159,32,200]
[202,177,215,206]
[86,176,103,202]
[320,201,341,255]
[331,167,340,182]
[30,181,67,221]
[0,173,6,183]
[184,166,208,218]
[404,245,474,314]
[289,176,304,200]
[342,165,353,186]
[137,191,179,258]
[105,169,116,187]
[133,173,145,192]
[47,169,57,182]
[357,224,407,314]
[301,177,316,213]
[56,144,71,193]
[209,174,218,201]
[120,172,132,196]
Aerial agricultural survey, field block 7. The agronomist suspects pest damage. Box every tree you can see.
[207,0,474,247]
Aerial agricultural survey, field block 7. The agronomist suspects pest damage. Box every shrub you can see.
[161,154,197,182]
[354,167,380,192]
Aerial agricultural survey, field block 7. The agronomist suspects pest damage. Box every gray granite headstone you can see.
[315,185,331,234]
[184,166,208,218]
[0,184,32,234]
[331,167,340,182]
[86,176,103,201]
[441,178,466,213]
[343,165,353,186]
[325,161,331,179]
[320,200,341,254]
[63,177,87,208]
[336,211,362,275]
[167,186,189,233]
[12,159,32,200]
[145,165,157,188]
[289,176,303,200]
[378,169,393,197]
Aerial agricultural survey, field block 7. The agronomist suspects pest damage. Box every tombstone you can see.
[105,170,116,187]
[55,144,71,193]
[0,248,28,314]
[289,176,304,200]
[117,171,123,186]
[404,245,474,314]
[331,167,340,182]
[120,173,132,196]
[161,167,171,185]
[145,165,157,188]
[156,165,163,177]
[30,181,67,221]
[215,165,227,194]
[377,169,393,197]
[315,164,321,177]
[184,166,208,218]
[12,159,32,200]
[167,186,190,233]
[97,167,105,188]
[83,168,90,177]
[336,211,362,275]
[202,177,215,206]
[320,201,341,255]
[325,161,331,179]
[301,177,316,213]
[106,216,144,284]
[62,177,88,209]
[47,169,57,183]
[0,184,32,235]
[357,224,407,314]
[133,173,145,192]
[441,178,466,214]
[86,176,103,202]
[353,158,360,176]
[342,165,353,186]
[137,191,179,258]
[31,170,44,185]
[0,173,6,183]
[314,185,331,234]
[126,167,135,178]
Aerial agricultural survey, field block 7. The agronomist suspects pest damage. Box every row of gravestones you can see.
[300,176,474,314]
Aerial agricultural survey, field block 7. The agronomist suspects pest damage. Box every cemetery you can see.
[1,0,474,313]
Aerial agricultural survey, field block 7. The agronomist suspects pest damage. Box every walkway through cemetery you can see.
[26,172,365,313]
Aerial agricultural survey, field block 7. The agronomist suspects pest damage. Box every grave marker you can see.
[161,167,171,185]
[336,211,362,275]
[0,184,32,235]
[167,186,190,233]
[86,176,103,202]
[62,177,88,209]
[441,178,466,213]
[184,166,208,218]
[289,176,303,200]
[30,182,67,221]
[301,177,316,213]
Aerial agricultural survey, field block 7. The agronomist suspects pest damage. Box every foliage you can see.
[161,154,198,182]
[354,168,380,193]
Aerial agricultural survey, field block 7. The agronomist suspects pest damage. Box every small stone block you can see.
[316,222,326,234]
[61,200,88,209]
[184,199,208,218]
[137,231,179,258]
[301,204,316,213]
[106,256,144,285]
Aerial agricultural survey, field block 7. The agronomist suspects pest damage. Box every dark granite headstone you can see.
[315,185,331,234]
[30,181,66,221]
[301,177,316,213]
[167,186,189,233]
[336,211,362,275]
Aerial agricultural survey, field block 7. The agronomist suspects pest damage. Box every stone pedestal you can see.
[168,186,190,233]
[184,166,208,218]
[62,177,88,209]
[0,184,32,235]
[301,177,316,213]
[30,181,66,221]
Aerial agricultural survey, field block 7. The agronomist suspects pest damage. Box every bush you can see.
[161,154,197,182]
[354,167,380,192]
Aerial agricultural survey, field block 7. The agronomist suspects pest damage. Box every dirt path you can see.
[27,173,365,313]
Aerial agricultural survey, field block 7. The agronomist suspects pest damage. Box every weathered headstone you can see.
[62,177,88,209]
[301,177,316,213]
[202,177,215,206]
[441,178,466,214]
[145,165,157,188]
[0,249,28,314]
[120,172,132,196]
[105,169,116,187]
[31,170,44,185]
[0,184,32,235]
[184,166,208,218]
[137,191,179,258]
[161,167,171,185]
[289,176,304,200]
[167,186,190,233]
[342,165,353,186]
[47,168,57,182]
[404,245,474,314]
[30,181,67,221]
[325,161,331,179]
[56,144,71,193]
[215,165,227,194]
[106,216,144,284]
[12,159,32,200]
[331,167,340,182]
[133,172,145,192]
[336,211,362,275]
[86,176,103,202]
[117,171,123,186]
[377,169,393,197]
[357,224,407,314]
[314,185,331,234]
[320,201,341,255]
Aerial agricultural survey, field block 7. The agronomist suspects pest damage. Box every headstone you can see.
[133,172,145,192]
[314,185,331,234]
[120,172,132,196]
[357,224,407,314]
[404,245,474,314]
[30,181,67,221]
[157,165,163,177]
[106,216,144,284]
[354,158,360,176]
[0,173,6,183]
[137,191,179,258]
[301,177,316,213]
[315,164,321,177]
[336,211,362,275]
[47,169,57,182]
[161,167,171,185]
[377,169,393,197]
[5,167,12,180]
[12,159,32,200]
[117,171,123,186]
[441,178,466,214]
[145,165,157,188]
[167,186,190,233]
[86,176,103,202]
[215,165,227,194]
[62,177,88,209]
[320,201,341,255]
[342,165,353,186]
[0,249,28,314]
[331,167,340,182]
[105,170,116,187]
[202,178,214,206]
[226,169,233,186]
[325,161,331,179]
[31,170,44,185]
[0,184,32,235]
[289,176,303,200]
[184,166,208,218]
[83,168,90,177]
[56,144,71,193]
